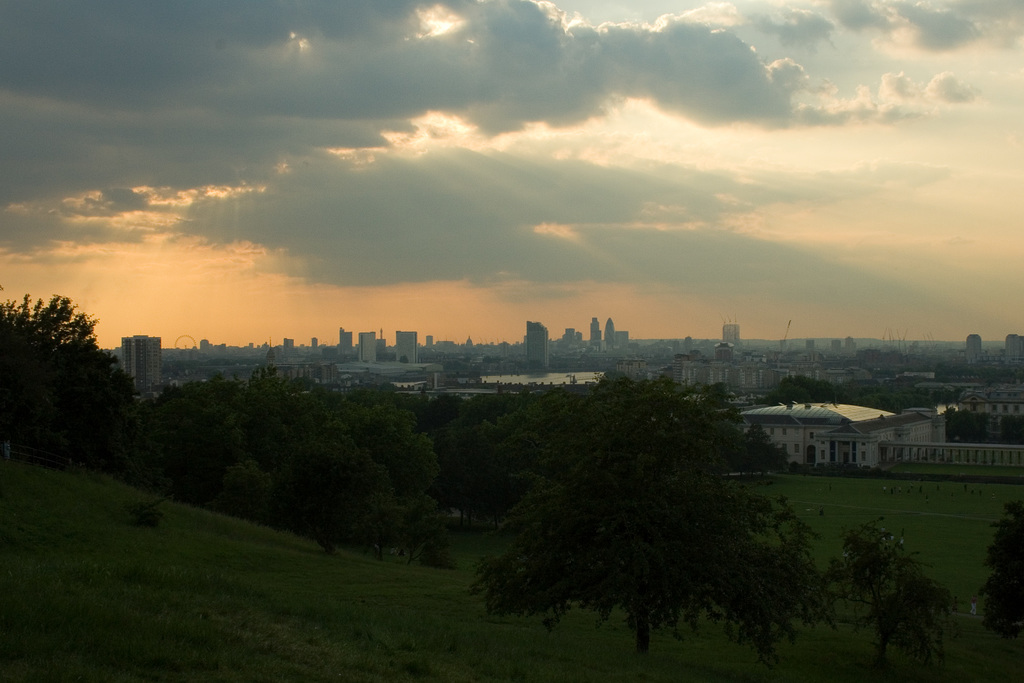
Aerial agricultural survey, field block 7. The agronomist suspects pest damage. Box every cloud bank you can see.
[1,1,1019,343]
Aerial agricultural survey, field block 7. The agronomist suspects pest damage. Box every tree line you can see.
[763,375,958,413]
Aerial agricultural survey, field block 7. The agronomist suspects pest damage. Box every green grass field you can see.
[764,474,1004,611]
[2,463,1023,682]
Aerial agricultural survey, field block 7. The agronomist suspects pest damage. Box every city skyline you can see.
[2,1,1023,348]
[148,321,1008,352]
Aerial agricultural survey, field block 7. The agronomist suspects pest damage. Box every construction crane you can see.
[773,320,792,366]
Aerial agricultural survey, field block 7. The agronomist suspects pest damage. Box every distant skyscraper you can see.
[311,337,318,349]
[526,321,550,368]
[966,334,982,363]
[614,330,629,349]
[358,331,377,362]
[425,335,434,347]
[590,317,601,343]
[722,322,740,345]
[120,335,161,393]
[1006,334,1023,362]
[395,330,418,363]
[604,318,616,350]
[338,327,353,355]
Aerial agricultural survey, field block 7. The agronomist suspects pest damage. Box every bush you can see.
[126,498,164,527]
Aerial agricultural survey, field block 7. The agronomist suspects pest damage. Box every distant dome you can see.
[742,403,895,425]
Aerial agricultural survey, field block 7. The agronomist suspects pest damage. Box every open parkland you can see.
[771,464,1018,616]
[3,460,1024,682]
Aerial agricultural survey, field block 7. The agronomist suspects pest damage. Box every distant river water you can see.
[479,371,604,385]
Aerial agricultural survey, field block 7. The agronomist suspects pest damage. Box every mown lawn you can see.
[2,463,1023,682]
[765,474,1009,610]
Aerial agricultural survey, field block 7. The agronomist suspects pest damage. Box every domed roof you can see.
[742,403,895,425]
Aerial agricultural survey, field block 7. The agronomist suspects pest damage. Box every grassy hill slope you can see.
[2,463,1021,681]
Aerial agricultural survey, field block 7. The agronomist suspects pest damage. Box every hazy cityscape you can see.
[116,317,1023,397]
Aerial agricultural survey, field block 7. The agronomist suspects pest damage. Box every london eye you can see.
[174,335,197,350]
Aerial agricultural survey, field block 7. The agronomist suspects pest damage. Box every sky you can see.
[2,1,1023,349]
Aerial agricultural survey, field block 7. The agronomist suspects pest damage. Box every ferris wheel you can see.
[174,335,198,350]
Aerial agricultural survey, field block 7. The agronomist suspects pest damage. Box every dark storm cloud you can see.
[0,0,980,302]
[0,0,824,225]
[0,0,425,102]
[596,19,793,125]
[226,150,947,316]
[0,1,798,129]
[170,149,944,289]
[0,0,831,256]
[182,150,747,285]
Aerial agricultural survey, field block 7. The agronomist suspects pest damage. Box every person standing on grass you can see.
[971,596,977,615]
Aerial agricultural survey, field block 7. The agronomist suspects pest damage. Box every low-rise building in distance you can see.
[742,403,944,468]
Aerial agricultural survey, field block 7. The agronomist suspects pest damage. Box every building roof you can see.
[961,386,1024,402]
[850,412,932,434]
[742,403,895,426]
[742,403,937,441]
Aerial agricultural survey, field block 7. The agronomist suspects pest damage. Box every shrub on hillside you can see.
[126,498,165,527]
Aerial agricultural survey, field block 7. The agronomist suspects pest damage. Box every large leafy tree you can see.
[142,372,450,557]
[144,377,247,505]
[980,500,1024,638]
[827,520,952,668]
[473,378,826,659]
[728,424,790,474]
[274,436,387,554]
[238,368,325,473]
[212,459,274,524]
[334,400,438,501]
[431,394,535,529]
[763,376,845,405]
[943,408,989,443]
[331,398,448,557]
[0,291,136,470]
[998,415,1024,445]
[396,493,453,567]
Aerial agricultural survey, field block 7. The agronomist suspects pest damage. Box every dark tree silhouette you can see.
[980,500,1024,638]
[827,520,952,668]
[0,290,135,471]
[474,378,827,659]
